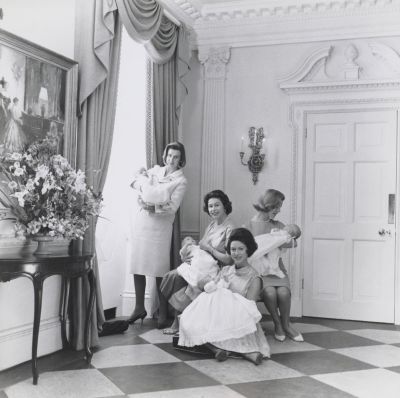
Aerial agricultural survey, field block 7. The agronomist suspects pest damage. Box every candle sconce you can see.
[239,127,265,185]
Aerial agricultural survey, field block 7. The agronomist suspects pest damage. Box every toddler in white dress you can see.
[250,224,301,278]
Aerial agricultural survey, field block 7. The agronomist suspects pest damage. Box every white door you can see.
[303,110,397,323]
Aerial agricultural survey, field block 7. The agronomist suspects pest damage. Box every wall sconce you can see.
[239,127,265,185]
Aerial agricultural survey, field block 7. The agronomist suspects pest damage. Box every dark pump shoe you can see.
[127,310,147,325]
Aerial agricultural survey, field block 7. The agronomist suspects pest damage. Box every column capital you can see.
[198,47,231,79]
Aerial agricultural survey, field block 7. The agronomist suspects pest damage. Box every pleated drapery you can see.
[73,0,191,348]
[72,0,122,349]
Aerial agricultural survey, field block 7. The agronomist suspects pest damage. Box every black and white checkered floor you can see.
[1,317,400,398]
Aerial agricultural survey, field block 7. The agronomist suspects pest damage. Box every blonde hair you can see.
[253,189,285,213]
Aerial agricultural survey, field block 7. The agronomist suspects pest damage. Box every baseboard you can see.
[0,316,63,371]
[121,290,153,317]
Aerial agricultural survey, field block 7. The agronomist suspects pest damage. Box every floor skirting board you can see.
[0,316,63,371]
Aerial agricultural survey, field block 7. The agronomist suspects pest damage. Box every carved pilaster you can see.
[198,47,230,235]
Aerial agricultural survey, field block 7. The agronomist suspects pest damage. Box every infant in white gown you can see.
[178,265,267,353]
[176,237,219,287]
[250,224,301,278]
[135,169,170,208]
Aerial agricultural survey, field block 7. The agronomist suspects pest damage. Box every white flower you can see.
[25,179,35,191]
[12,191,26,207]
[8,181,18,190]
[9,153,22,161]
[14,167,24,176]
[35,164,49,181]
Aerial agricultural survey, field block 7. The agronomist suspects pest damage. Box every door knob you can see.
[378,229,392,237]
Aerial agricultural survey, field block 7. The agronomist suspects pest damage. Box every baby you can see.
[135,168,171,208]
[176,236,219,288]
[131,166,176,213]
[250,224,301,278]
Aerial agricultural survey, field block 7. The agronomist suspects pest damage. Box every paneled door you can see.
[303,110,397,323]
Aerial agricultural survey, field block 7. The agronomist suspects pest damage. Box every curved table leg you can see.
[60,277,70,348]
[84,268,96,363]
[32,276,44,385]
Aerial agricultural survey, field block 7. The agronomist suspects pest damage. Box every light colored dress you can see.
[165,216,235,312]
[129,165,187,277]
[3,103,26,153]
[250,229,292,279]
[249,218,290,289]
[179,264,270,358]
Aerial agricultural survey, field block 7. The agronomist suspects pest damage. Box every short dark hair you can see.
[162,141,186,168]
[226,228,258,257]
[203,189,232,215]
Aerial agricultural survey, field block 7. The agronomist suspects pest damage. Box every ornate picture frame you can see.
[0,28,78,238]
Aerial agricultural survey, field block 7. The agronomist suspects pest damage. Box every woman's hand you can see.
[199,240,212,253]
[137,197,155,213]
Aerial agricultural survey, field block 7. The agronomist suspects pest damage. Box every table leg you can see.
[32,276,44,385]
[84,268,96,363]
[60,277,70,348]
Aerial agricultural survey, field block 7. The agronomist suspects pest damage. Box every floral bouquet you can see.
[0,134,102,240]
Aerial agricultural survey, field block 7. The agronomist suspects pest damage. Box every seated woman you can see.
[250,224,301,279]
[160,189,235,333]
[176,236,219,287]
[249,189,303,342]
[178,228,270,365]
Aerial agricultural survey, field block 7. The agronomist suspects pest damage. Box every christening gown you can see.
[178,264,270,358]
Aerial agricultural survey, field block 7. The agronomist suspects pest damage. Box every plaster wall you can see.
[181,36,400,234]
[0,0,75,370]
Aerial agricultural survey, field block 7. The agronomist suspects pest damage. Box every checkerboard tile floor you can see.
[1,317,400,398]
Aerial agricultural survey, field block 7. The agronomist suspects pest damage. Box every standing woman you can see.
[128,142,187,325]
[249,189,303,342]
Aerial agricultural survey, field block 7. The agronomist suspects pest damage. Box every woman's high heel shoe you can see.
[127,310,147,325]
[215,349,229,362]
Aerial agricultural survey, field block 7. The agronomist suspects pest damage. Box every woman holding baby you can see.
[249,189,303,342]
[160,189,235,333]
[128,142,187,326]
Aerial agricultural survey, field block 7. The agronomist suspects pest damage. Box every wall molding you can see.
[0,316,62,371]
[160,0,400,49]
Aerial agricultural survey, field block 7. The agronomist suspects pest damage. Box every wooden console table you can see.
[0,251,95,385]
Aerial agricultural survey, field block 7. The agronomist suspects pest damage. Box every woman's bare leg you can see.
[277,286,302,340]
[262,287,284,337]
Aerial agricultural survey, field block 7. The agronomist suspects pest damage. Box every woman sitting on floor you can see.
[178,228,270,365]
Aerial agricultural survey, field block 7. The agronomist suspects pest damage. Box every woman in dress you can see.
[179,228,270,365]
[3,97,26,153]
[128,142,187,325]
[160,189,235,333]
[249,189,303,342]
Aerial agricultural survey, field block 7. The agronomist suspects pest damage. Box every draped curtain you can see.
[73,0,190,348]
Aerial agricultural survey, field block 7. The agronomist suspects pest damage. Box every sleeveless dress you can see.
[179,265,270,358]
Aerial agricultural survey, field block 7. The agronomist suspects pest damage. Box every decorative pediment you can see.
[280,42,400,94]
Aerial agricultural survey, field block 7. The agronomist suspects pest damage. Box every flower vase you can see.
[32,235,55,255]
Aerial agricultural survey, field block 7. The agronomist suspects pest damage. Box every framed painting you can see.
[0,28,78,238]
[0,28,78,163]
